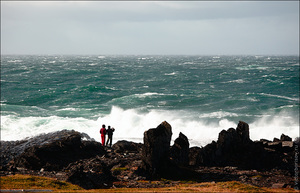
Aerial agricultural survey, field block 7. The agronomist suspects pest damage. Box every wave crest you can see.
[1,106,298,147]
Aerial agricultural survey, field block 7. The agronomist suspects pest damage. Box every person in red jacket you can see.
[100,124,107,146]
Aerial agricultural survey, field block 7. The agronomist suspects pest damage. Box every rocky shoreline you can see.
[1,121,299,190]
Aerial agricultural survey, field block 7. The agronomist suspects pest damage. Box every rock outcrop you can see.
[65,157,115,189]
[141,121,199,180]
[170,132,189,166]
[112,140,142,153]
[142,121,172,178]
[280,134,292,141]
[0,121,297,189]
[188,121,295,171]
[8,130,105,171]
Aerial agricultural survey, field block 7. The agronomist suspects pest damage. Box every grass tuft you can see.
[0,174,83,190]
[1,175,298,192]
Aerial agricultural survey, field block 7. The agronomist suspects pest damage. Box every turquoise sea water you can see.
[1,55,299,146]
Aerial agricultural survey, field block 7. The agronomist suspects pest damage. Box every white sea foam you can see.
[7,60,23,63]
[224,79,247,84]
[249,113,299,141]
[165,72,177,76]
[259,93,299,101]
[134,93,174,97]
[1,106,299,147]
[198,111,239,119]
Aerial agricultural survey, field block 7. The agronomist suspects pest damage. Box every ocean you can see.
[1,55,299,146]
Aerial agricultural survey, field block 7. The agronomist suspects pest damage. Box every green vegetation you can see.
[111,167,128,171]
[1,175,298,192]
[217,181,265,192]
[0,174,83,190]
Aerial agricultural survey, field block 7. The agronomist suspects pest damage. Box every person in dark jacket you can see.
[106,126,115,147]
[100,124,106,146]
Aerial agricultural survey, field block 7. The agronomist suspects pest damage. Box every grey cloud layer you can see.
[1,1,299,55]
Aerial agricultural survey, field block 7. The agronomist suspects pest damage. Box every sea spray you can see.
[1,55,299,146]
[1,106,298,147]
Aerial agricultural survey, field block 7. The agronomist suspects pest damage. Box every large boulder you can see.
[280,134,292,141]
[10,130,105,171]
[141,121,199,180]
[188,146,202,166]
[1,130,90,167]
[170,132,189,166]
[65,157,115,189]
[112,140,142,153]
[236,121,251,144]
[142,121,172,178]
[212,121,253,167]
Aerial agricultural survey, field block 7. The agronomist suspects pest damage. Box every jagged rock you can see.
[10,130,105,171]
[267,141,282,151]
[212,122,253,167]
[280,134,292,141]
[1,121,297,189]
[112,140,142,153]
[188,121,295,170]
[281,141,294,152]
[216,128,241,156]
[140,121,203,180]
[64,157,115,189]
[170,132,189,166]
[236,121,251,143]
[259,139,271,146]
[188,147,202,166]
[1,130,96,167]
[272,183,287,189]
[142,121,172,178]
[294,137,300,146]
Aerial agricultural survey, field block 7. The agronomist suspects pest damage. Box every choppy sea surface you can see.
[1,55,299,146]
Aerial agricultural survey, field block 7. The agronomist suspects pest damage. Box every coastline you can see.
[1,121,299,191]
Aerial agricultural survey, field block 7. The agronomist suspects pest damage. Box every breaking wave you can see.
[1,106,298,147]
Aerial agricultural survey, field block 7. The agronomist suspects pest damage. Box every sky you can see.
[1,1,299,55]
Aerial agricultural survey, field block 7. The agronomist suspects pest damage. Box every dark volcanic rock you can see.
[9,130,105,171]
[236,121,251,144]
[142,121,172,178]
[191,122,253,168]
[112,140,143,153]
[189,146,202,166]
[1,130,95,167]
[65,157,115,189]
[141,121,199,180]
[280,134,292,141]
[170,132,189,166]
[188,121,295,171]
[1,122,296,189]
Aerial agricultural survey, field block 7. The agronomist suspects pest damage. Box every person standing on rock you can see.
[106,126,115,148]
[100,124,106,146]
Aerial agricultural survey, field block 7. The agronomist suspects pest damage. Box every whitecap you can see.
[7,60,23,63]
[165,72,177,76]
[182,62,195,65]
[198,111,239,119]
[57,107,78,112]
[224,79,247,84]
[2,106,299,147]
[259,93,299,101]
